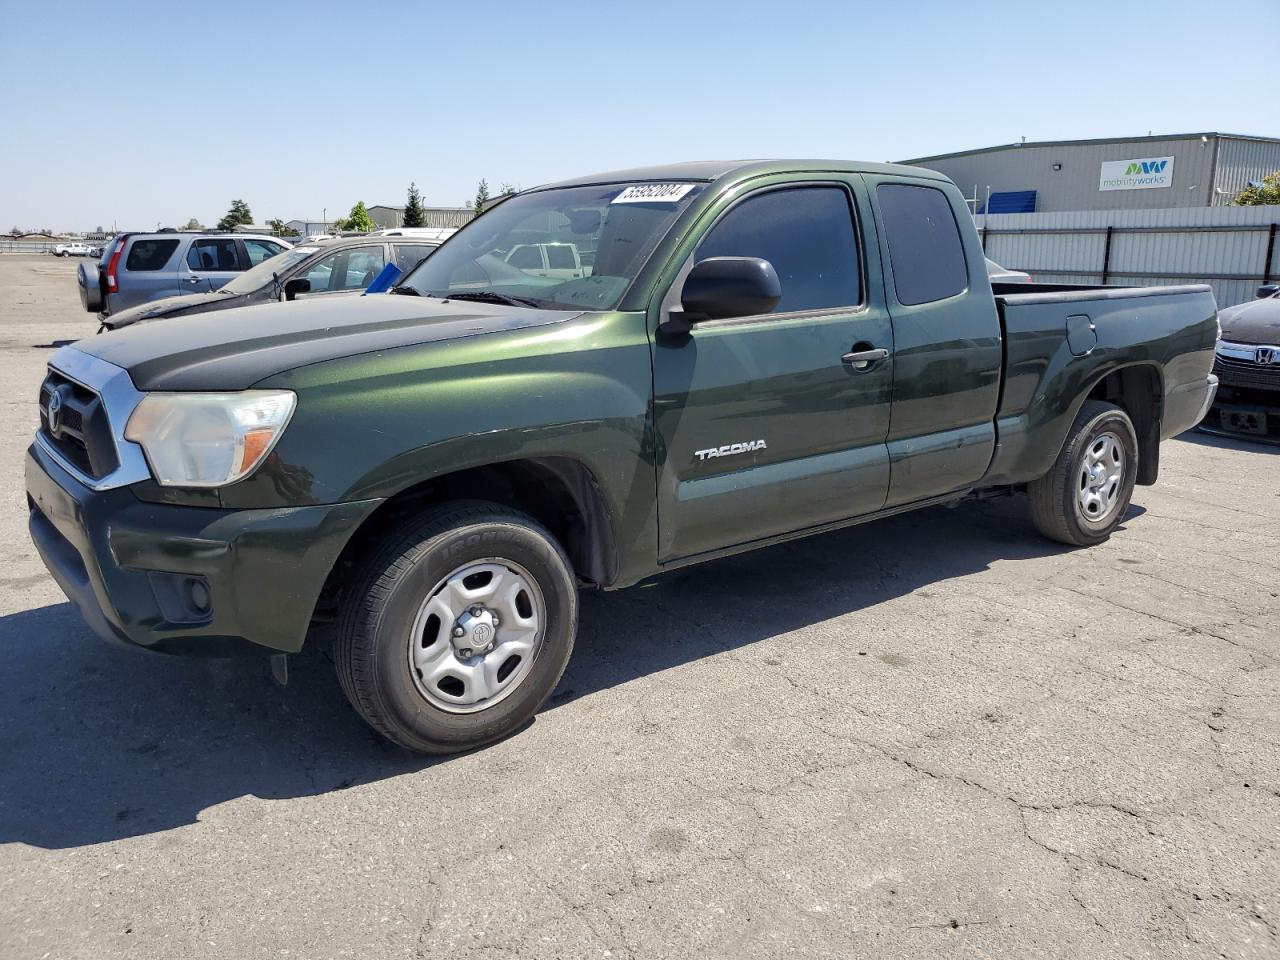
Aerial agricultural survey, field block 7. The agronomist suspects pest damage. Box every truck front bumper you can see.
[26,442,380,656]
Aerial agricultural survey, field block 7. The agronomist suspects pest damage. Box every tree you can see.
[473,178,490,215]
[1232,171,1280,206]
[216,199,253,231]
[9,226,19,237]
[183,217,203,231]
[333,201,376,233]
[499,182,518,197]
[266,218,299,237]
[403,182,425,228]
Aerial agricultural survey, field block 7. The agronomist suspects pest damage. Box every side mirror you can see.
[284,277,311,300]
[1256,284,1279,299]
[680,257,781,321]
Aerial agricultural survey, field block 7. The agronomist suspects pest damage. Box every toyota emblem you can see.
[46,386,66,435]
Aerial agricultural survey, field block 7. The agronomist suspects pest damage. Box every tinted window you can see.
[124,238,179,271]
[695,186,860,314]
[187,238,240,271]
[507,245,543,269]
[877,184,967,305]
[546,244,576,269]
[243,238,283,266]
[393,243,434,271]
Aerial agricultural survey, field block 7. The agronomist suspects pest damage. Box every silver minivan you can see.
[78,232,290,318]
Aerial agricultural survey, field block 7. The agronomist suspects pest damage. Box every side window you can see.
[342,247,386,288]
[243,239,283,266]
[187,238,240,272]
[300,251,340,292]
[546,244,576,269]
[876,184,968,306]
[695,186,861,314]
[300,247,387,294]
[125,238,179,271]
[507,245,543,270]
[393,244,434,271]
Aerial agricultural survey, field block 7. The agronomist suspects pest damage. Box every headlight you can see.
[124,390,296,487]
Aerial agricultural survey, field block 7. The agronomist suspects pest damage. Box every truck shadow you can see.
[0,495,1104,850]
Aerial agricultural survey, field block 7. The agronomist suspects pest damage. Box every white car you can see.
[504,242,586,280]
[53,242,92,257]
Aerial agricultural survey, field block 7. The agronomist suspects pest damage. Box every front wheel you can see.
[1027,400,1139,546]
[334,502,578,754]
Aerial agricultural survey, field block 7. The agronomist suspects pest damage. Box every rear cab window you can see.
[876,183,967,305]
[694,185,862,314]
[124,238,179,271]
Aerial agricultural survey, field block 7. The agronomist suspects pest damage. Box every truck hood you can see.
[75,294,582,391]
[1219,296,1280,345]
[104,291,238,330]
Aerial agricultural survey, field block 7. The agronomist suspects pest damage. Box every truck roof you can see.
[537,159,951,191]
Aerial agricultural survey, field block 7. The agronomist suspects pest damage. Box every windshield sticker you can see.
[612,183,696,205]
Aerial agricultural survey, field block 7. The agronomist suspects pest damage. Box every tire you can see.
[334,501,578,754]
[1027,400,1139,546]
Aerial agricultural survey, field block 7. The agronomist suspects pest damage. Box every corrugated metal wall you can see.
[1213,137,1280,203]
[978,206,1280,308]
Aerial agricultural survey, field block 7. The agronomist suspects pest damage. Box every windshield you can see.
[220,246,319,295]
[397,181,704,311]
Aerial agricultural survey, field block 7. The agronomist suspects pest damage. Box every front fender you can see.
[222,311,658,583]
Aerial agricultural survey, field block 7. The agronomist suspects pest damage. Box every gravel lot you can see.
[1,255,1277,960]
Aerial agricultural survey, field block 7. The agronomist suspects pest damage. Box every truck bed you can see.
[982,282,1218,487]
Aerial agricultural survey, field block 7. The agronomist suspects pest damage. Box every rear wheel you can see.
[1028,400,1138,546]
[334,502,578,754]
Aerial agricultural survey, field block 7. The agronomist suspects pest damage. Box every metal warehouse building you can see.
[902,133,1280,213]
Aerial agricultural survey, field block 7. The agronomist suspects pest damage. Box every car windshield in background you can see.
[397,182,704,311]
[219,246,318,295]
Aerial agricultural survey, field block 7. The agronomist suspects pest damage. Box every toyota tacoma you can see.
[27,160,1220,753]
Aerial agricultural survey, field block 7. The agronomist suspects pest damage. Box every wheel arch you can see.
[312,456,617,623]
[1081,363,1164,485]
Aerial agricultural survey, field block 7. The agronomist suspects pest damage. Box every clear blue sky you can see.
[1,0,1275,231]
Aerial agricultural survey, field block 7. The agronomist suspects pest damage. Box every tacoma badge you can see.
[694,439,768,462]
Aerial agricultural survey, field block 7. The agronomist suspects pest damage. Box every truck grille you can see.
[38,369,120,479]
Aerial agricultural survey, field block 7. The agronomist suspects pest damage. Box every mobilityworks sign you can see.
[1099,156,1174,191]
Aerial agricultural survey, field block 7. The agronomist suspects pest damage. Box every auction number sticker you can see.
[612,183,696,204]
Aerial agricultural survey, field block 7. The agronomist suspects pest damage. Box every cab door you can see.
[861,175,1003,508]
[651,179,894,563]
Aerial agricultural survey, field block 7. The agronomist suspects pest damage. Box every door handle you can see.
[185,277,202,284]
[841,347,889,369]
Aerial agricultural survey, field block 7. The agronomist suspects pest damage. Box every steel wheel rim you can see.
[407,558,546,714]
[1076,431,1125,524]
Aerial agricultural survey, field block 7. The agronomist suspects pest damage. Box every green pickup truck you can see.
[27,160,1220,753]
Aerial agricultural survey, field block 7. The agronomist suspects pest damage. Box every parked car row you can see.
[77,227,460,329]
[99,235,444,330]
